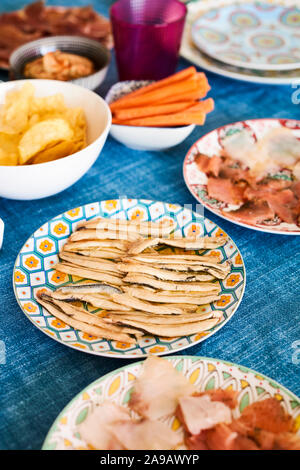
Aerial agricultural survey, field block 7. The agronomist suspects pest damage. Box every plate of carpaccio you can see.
[43,356,300,450]
[184,119,300,234]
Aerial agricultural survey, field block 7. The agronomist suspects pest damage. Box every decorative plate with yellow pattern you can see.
[13,198,245,358]
[42,355,300,450]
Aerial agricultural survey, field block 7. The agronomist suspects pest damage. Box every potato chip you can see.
[0,150,18,166]
[31,94,67,116]
[18,118,73,164]
[0,84,87,166]
[64,107,87,150]
[30,140,76,164]
[0,133,20,165]
[0,82,34,134]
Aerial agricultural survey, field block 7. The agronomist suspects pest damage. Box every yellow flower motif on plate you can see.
[39,240,53,252]
[51,271,67,284]
[216,295,231,307]
[53,223,67,235]
[24,256,39,269]
[82,333,97,341]
[215,228,227,238]
[24,302,37,313]
[115,342,131,349]
[194,332,209,341]
[167,203,179,210]
[226,274,240,287]
[148,346,166,354]
[51,318,66,329]
[235,253,242,265]
[14,270,25,283]
[209,250,221,260]
[66,207,80,217]
[105,200,117,211]
[72,343,87,349]
[130,209,144,220]
[187,224,202,237]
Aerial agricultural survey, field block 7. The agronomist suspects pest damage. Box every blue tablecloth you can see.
[0,0,299,451]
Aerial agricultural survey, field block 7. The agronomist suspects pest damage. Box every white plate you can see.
[13,198,246,358]
[191,0,300,71]
[42,355,300,450]
[183,118,300,235]
[181,0,300,85]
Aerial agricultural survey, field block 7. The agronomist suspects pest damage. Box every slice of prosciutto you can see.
[177,394,232,435]
[207,177,245,205]
[264,189,299,225]
[78,402,131,450]
[237,397,293,434]
[108,419,183,450]
[199,388,238,409]
[195,153,222,177]
[225,201,275,225]
[129,356,196,420]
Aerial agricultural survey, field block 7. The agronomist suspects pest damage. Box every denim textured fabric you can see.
[0,0,299,450]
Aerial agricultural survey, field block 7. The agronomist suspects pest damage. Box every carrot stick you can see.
[159,74,210,104]
[112,111,208,127]
[182,98,214,114]
[113,98,214,125]
[110,66,197,109]
[109,75,202,111]
[114,101,196,120]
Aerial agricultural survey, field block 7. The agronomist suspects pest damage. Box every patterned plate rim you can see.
[183,118,300,235]
[42,354,300,450]
[190,0,300,72]
[181,0,299,86]
[13,198,246,358]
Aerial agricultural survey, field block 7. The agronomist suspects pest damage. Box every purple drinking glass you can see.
[110,0,187,81]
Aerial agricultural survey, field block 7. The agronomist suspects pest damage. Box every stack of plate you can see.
[181,0,300,85]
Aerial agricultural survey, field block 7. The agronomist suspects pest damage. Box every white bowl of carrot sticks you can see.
[106,67,214,151]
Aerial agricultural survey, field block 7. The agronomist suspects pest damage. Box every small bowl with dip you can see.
[9,36,110,90]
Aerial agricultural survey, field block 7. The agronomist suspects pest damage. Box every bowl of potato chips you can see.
[0,79,111,200]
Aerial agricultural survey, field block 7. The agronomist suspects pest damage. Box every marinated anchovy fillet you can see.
[55,262,123,285]
[113,316,220,337]
[70,229,142,242]
[39,293,143,338]
[108,310,222,325]
[78,217,176,237]
[128,236,227,254]
[58,283,122,295]
[59,252,122,274]
[124,273,220,293]
[118,262,214,282]
[50,290,131,311]
[111,293,185,315]
[122,251,223,266]
[77,249,124,259]
[124,286,220,305]
[63,239,129,251]
[37,295,136,343]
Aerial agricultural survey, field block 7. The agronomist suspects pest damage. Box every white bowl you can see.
[10,36,110,91]
[0,79,111,200]
[106,81,195,151]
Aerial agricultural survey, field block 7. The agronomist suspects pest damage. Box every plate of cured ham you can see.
[184,119,300,235]
[42,355,300,450]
